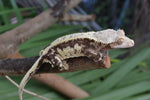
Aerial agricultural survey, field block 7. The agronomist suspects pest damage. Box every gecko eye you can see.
[117,38,124,45]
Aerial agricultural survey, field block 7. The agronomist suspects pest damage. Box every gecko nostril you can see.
[131,40,134,46]
[132,40,134,45]
[128,40,134,47]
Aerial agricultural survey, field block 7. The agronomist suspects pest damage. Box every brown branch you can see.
[1,53,110,99]
[0,0,82,59]
[0,55,110,76]
[33,73,89,98]
[61,14,96,21]
[7,52,92,99]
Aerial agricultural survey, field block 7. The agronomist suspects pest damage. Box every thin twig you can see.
[4,75,50,100]
[61,14,96,21]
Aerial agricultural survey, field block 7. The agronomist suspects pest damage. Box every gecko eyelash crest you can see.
[19,29,134,100]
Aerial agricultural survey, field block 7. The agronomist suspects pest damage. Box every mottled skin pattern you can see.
[19,29,134,100]
[43,38,109,70]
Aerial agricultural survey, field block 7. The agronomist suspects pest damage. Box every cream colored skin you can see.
[19,29,134,100]
[49,29,134,48]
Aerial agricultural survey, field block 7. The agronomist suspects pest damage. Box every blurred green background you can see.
[1,0,150,100]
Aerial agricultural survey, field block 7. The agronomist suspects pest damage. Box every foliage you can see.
[0,0,150,100]
[93,0,135,30]
[0,0,35,33]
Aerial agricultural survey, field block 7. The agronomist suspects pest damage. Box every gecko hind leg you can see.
[46,54,69,71]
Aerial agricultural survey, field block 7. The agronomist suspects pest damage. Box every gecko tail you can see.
[19,72,31,100]
[19,57,41,100]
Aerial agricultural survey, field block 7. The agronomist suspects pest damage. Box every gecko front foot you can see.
[46,54,69,71]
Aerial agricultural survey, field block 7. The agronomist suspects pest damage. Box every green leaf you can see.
[0,7,35,15]
[91,47,150,95]
[91,81,150,100]
[0,0,9,24]
[124,94,150,100]
[109,49,127,59]
[0,23,21,33]
[117,71,150,88]
[10,0,23,23]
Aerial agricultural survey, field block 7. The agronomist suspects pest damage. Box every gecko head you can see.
[110,29,134,49]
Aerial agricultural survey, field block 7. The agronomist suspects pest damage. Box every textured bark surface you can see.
[6,52,91,99]
[61,14,96,21]
[0,55,110,76]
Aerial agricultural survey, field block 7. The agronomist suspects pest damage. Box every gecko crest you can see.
[19,29,134,100]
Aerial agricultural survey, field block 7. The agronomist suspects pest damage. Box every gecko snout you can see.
[128,40,134,47]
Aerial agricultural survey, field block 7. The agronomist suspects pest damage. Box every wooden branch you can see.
[61,14,96,21]
[0,55,110,76]
[33,73,89,98]
[6,52,91,99]
[1,52,110,99]
[0,0,82,59]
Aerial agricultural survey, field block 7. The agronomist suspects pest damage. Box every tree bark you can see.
[0,55,110,76]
